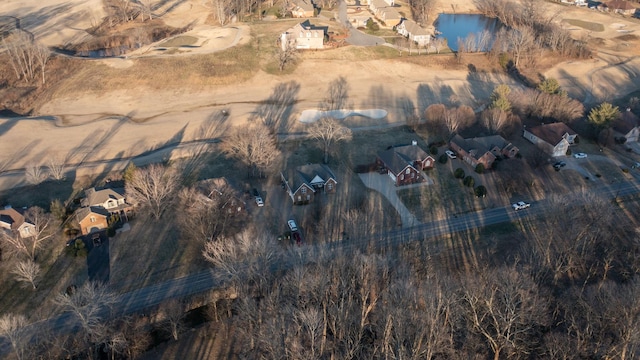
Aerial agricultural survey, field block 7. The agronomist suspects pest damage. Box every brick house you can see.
[76,207,109,235]
[281,164,337,204]
[450,134,519,169]
[376,143,431,186]
[290,0,315,18]
[195,178,246,214]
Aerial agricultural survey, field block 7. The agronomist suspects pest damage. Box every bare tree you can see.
[159,299,185,341]
[12,259,40,289]
[211,0,232,25]
[3,31,50,84]
[0,206,59,261]
[461,266,548,360]
[480,108,509,134]
[55,282,117,357]
[432,37,446,54]
[221,123,280,178]
[46,157,66,180]
[308,117,353,164]
[0,313,28,360]
[443,105,475,136]
[125,163,181,219]
[504,27,535,68]
[408,0,434,23]
[25,164,47,185]
[277,38,298,72]
[320,76,351,112]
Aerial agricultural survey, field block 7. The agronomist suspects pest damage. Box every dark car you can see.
[553,161,566,170]
[92,233,102,247]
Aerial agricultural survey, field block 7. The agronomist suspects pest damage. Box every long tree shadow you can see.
[11,3,73,37]
[417,83,456,113]
[67,117,128,166]
[251,81,301,134]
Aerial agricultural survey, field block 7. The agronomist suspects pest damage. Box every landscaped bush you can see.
[430,145,438,155]
[463,176,475,187]
[475,185,487,197]
[454,168,465,179]
[566,148,572,156]
[475,163,485,174]
[439,154,448,164]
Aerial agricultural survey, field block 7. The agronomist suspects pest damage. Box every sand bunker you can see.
[299,109,388,123]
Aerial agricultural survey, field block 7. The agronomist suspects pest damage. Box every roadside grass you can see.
[158,35,199,47]
[563,19,604,32]
[0,239,86,319]
[580,158,628,182]
[109,213,207,294]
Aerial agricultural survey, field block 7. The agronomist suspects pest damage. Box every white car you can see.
[573,153,587,159]
[255,196,264,207]
[288,219,298,232]
[512,201,531,211]
[445,150,457,159]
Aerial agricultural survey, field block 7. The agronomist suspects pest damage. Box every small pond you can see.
[435,13,504,52]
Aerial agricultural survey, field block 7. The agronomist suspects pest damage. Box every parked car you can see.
[288,219,298,232]
[445,150,457,159]
[573,153,587,159]
[512,201,531,211]
[92,233,102,247]
[252,188,264,207]
[553,161,567,170]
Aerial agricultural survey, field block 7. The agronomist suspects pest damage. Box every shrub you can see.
[475,185,487,197]
[454,168,465,179]
[463,176,475,187]
[566,148,572,156]
[439,154,448,164]
[475,163,485,174]
[430,145,438,155]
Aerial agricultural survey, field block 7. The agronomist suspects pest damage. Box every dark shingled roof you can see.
[282,164,337,194]
[75,207,109,222]
[377,148,414,174]
[527,123,576,146]
[612,110,640,135]
[0,207,25,231]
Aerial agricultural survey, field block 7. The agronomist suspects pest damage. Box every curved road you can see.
[2,176,639,355]
[337,0,385,46]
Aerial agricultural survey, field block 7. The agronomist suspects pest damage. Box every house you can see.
[76,207,109,235]
[195,178,246,214]
[281,164,337,204]
[604,0,637,15]
[281,20,327,51]
[82,187,132,216]
[449,135,518,169]
[0,206,35,238]
[612,109,640,143]
[376,143,431,186]
[523,123,577,157]
[350,15,372,28]
[290,0,315,18]
[369,0,401,27]
[396,19,431,46]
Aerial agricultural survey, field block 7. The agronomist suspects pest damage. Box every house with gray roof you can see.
[396,19,431,46]
[76,206,109,235]
[450,134,518,169]
[523,122,577,157]
[376,143,432,186]
[281,164,337,204]
[612,109,640,143]
[82,187,132,216]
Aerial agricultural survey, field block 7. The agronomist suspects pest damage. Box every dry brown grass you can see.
[109,213,208,293]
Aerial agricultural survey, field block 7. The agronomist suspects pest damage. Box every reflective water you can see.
[435,14,503,52]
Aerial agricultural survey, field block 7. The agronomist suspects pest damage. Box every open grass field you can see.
[563,19,605,32]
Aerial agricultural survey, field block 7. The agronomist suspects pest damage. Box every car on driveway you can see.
[92,233,102,247]
[512,201,531,211]
[445,150,457,159]
[573,153,587,159]
[288,219,298,232]
[252,188,264,207]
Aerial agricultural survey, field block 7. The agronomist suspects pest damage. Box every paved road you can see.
[337,0,385,46]
[2,176,639,356]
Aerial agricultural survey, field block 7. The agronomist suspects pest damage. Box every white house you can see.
[396,19,431,46]
[281,20,326,50]
[523,123,577,157]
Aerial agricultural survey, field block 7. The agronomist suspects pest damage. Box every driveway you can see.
[86,231,110,284]
[359,172,433,227]
[337,0,385,46]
